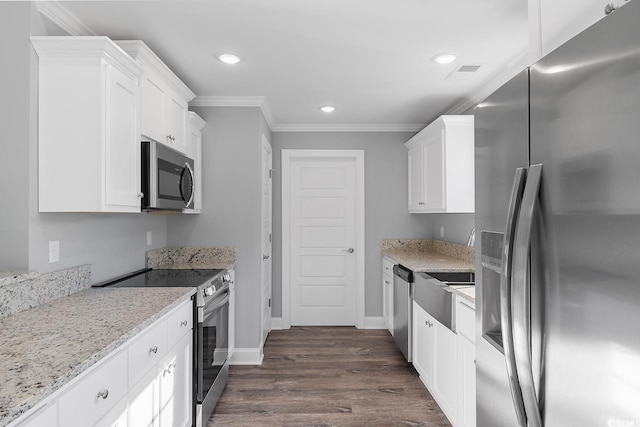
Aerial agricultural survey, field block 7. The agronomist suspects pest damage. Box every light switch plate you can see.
[440,227,445,238]
[49,240,59,263]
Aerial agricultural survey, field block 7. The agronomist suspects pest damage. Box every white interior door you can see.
[261,136,273,345]
[283,150,364,326]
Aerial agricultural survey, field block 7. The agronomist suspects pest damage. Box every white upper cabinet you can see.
[405,115,474,213]
[32,36,144,213]
[115,40,195,155]
[184,112,205,214]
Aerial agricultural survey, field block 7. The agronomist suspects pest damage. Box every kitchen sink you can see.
[413,271,474,331]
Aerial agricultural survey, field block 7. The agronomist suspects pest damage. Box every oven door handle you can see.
[203,291,230,313]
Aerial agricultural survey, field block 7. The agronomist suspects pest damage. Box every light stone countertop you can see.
[0,286,195,426]
[382,239,474,273]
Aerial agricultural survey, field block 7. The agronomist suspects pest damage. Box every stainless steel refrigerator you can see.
[474,2,640,426]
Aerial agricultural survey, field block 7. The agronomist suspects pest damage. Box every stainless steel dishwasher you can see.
[392,264,414,362]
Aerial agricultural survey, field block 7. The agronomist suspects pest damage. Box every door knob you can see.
[343,248,354,253]
[263,254,270,260]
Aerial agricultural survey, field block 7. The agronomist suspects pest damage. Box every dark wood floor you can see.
[207,327,451,426]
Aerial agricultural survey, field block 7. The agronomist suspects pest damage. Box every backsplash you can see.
[146,246,236,269]
[0,265,91,319]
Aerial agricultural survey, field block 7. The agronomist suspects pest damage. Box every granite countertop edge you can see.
[1,287,195,426]
[381,249,474,273]
[449,286,476,305]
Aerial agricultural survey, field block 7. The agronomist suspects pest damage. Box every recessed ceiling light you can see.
[320,106,335,113]
[432,53,457,64]
[218,53,241,64]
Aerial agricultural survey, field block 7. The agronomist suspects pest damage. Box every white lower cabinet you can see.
[382,257,394,335]
[14,299,193,427]
[58,350,128,427]
[413,295,477,427]
[456,297,476,427]
[412,301,434,388]
[158,333,192,427]
[433,321,458,424]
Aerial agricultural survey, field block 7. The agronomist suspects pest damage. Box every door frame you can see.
[260,135,273,345]
[281,149,365,329]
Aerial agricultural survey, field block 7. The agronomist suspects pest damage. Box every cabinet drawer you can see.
[129,318,168,387]
[167,300,193,349]
[382,257,395,278]
[58,350,127,427]
[456,299,475,342]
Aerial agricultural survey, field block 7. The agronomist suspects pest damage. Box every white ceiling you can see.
[43,0,529,131]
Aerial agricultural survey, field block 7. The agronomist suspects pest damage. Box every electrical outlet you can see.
[147,231,153,246]
[440,227,445,238]
[49,240,59,263]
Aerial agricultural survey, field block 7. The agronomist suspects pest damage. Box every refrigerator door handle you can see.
[500,167,528,427]
[512,163,543,427]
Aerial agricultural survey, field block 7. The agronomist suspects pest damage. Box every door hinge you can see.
[268,298,272,307]
[269,169,272,179]
[269,233,272,243]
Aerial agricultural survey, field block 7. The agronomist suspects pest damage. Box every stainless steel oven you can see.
[196,275,230,426]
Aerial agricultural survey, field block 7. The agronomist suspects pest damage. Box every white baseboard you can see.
[363,316,386,329]
[271,317,285,330]
[230,347,264,365]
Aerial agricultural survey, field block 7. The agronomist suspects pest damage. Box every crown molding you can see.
[35,1,96,36]
[190,96,275,130]
[443,49,530,115]
[271,123,423,133]
[190,96,421,133]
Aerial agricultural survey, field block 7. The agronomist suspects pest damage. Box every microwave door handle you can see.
[512,163,543,427]
[500,167,528,427]
[179,163,195,207]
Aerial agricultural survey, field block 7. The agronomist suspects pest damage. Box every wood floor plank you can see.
[207,327,452,427]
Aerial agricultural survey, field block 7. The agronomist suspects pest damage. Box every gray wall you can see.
[1,2,31,271]
[271,132,435,318]
[168,107,269,349]
[1,4,169,283]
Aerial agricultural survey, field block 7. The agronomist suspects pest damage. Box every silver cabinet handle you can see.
[180,320,188,327]
[97,389,109,400]
[500,167,528,427]
[343,248,354,253]
[149,346,158,354]
[512,164,543,427]
[263,254,270,260]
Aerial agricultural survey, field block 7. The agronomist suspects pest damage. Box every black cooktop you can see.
[93,268,225,288]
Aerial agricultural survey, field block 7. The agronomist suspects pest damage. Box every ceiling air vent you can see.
[446,64,482,80]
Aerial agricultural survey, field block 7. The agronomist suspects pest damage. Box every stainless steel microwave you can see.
[141,141,195,211]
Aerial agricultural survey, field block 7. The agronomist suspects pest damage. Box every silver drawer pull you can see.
[180,320,188,327]
[97,389,109,400]
[150,346,158,354]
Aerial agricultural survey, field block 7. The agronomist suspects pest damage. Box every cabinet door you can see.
[433,320,457,425]
[159,333,192,427]
[140,74,166,144]
[457,336,476,427]
[383,276,393,334]
[128,368,160,427]
[424,132,445,211]
[407,143,425,211]
[105,65,141,209]
[165,94,188,154]
[412,302,434,388]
